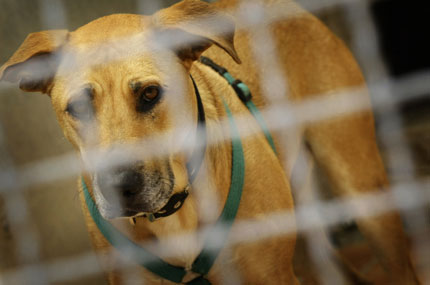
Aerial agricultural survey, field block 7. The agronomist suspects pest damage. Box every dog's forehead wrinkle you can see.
[71,14,152,45]
[59,36,159,82]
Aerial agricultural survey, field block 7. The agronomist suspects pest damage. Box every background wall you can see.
[0,0,428,284]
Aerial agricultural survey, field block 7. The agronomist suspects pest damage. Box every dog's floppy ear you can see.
[152,0,241,68]
[0,30,68,94]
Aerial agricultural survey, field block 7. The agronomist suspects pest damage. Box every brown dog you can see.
[0,0,419,284]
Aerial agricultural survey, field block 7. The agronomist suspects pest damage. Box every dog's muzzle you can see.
[93,165,173,219]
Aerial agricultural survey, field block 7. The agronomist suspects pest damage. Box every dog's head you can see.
[0,0,240,219]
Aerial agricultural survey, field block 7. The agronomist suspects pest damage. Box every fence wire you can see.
[0,0,429,284]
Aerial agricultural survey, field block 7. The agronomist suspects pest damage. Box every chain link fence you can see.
[0,0,428,284]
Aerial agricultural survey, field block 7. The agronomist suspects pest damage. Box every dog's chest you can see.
[133,217,204,270]
[158,233,202,270]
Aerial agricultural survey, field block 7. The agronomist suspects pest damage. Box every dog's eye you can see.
[66,98,94,121]
[136,85,163,113]
[142,86,161,102]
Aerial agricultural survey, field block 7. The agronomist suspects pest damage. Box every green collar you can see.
[82,100,244,285]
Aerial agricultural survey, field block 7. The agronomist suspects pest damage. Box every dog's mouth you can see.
[95,187,173,219]
[92,164,175,219]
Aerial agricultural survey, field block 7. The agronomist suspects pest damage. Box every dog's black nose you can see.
[96,168,143,204]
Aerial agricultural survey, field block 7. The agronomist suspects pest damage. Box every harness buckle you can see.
[231,79,252,103]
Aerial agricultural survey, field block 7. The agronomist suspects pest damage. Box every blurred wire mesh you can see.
[0,0,429,284]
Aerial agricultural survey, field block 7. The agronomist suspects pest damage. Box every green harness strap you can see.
[191,101,245,277]
[82,58,276,284]
[200,56,277,154]
[221,74,277,154]
[82,100,245,284]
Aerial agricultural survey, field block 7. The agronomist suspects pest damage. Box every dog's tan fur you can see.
[0,0,419,284]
